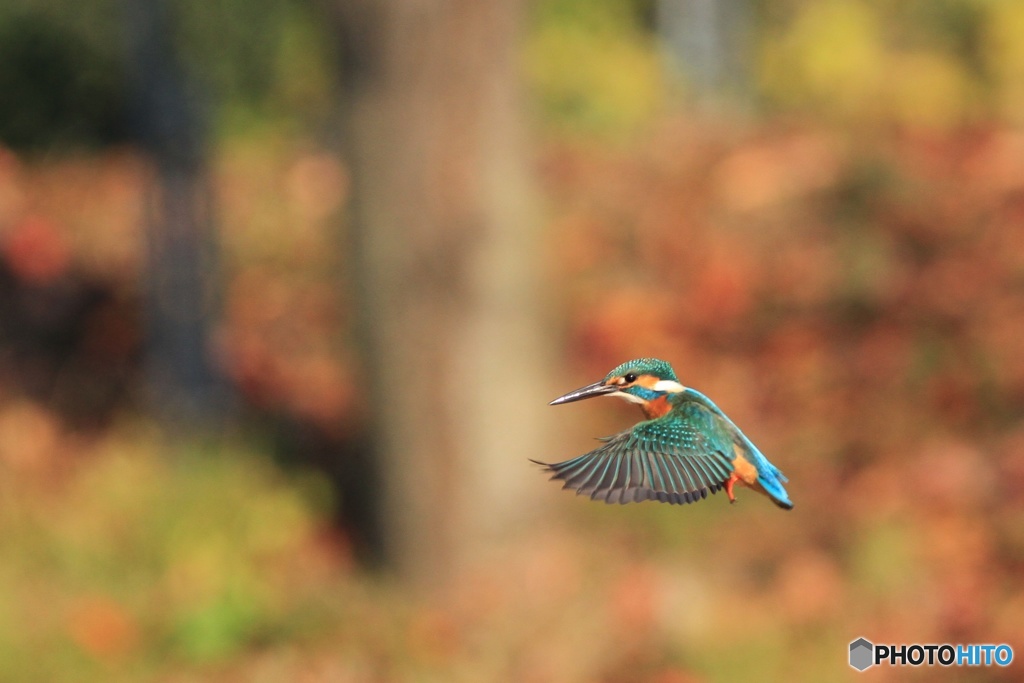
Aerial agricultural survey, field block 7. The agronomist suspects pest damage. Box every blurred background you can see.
[1,0,1023,680]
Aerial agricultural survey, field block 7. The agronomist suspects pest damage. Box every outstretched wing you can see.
[534,403,737,505]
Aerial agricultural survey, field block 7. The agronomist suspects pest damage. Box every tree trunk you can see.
[123,0,223,425]
[657,0,752,105]
[331,0,549,584]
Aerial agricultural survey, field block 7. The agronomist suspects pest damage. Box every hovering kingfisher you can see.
[534,358,793,509]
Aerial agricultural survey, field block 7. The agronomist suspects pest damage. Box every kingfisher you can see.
[534,358,793,509]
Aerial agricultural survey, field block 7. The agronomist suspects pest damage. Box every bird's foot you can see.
[725,474,738,504]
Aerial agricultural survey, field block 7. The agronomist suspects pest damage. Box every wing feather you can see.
[564,454,604,490]
[536,402,738,507]
[662,454,689,500]
[676,455,702,494]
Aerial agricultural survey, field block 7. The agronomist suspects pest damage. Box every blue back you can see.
[672,388,792,507]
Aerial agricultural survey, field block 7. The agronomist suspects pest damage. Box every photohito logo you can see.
[849,637,1014,671]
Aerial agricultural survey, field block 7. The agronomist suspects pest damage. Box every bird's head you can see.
[550,358,685,418]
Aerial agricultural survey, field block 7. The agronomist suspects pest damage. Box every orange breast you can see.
[642,396,672,419]
[730,444,760,486]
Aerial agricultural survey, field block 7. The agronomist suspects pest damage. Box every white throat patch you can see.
[610,391,646,404]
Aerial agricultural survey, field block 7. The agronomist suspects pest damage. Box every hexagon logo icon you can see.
[849,637,874,671]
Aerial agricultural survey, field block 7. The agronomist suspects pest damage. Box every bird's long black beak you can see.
[549,381,617,406]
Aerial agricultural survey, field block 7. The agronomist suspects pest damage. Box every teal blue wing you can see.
[534,404,736,505]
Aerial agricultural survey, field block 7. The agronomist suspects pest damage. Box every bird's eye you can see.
[624,373,637,383]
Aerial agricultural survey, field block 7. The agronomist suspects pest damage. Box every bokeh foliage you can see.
[5,0,1024,148]
[0,417,341,682]
[756,0,1024,127]
[0,0,334,151]
[526,0,665,136]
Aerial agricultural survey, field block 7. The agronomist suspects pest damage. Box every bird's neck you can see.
[628,379,686,420]
[640,394,673,419]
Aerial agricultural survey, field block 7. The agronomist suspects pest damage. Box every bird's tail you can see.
[757,472,793,510]
[734,433,793,510]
